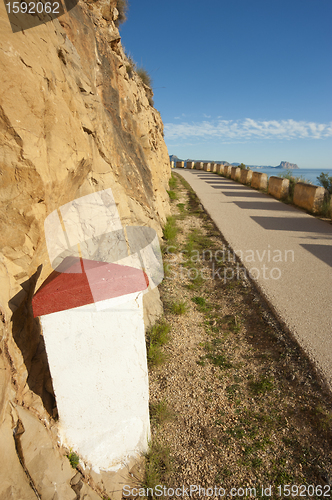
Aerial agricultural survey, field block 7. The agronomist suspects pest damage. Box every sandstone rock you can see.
[0,411,36,500]
[14,405,76,500]
[0,0,171,495]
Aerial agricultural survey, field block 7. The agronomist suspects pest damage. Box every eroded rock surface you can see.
[0,0,170,496]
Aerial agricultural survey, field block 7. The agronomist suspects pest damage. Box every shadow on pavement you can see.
[233,201,292,211]
[300,244,332,267]
[205,183,247,188]
[216,190,266,197]
[251,216,332,235]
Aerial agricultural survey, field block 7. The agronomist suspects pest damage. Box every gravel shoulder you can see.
[145,173,332,499]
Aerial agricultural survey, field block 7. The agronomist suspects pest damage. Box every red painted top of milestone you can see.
[32,257,149,317]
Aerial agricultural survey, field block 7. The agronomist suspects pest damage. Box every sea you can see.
[246,167,332,186]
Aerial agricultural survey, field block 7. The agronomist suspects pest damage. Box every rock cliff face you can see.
[0,0,170,497]
[277,161,299,169]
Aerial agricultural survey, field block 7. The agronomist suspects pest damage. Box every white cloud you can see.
[164,118,332,142]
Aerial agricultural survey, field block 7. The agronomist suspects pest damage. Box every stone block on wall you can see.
[231,167,241,181]
[224,166,232,178]
[240,169,252,185]
[268,176,290,199]
[251,172,268,190]
[293,183,325,213]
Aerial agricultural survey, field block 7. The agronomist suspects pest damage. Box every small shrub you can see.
[316,172,332,216]
[170,300,187,315]
[116,0,128,25]
[136,67,152,88]
[150,400,174,425]
[146,319,171,367]
[67,451,80,469]
[319,197,331,218]
[316,172,332,194]
[147,344,166,367]
[191,296,211,312]
[143,441,172,491]
[149,320,171,346]
[191,296,206,307]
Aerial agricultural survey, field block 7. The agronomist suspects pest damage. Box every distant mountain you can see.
[232,163,274,169]
[169,156,299,169]
[169,156,229,165]
[273,161,299,169]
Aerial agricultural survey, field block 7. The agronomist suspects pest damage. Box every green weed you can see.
[185,229,212,252]
[148,320,171,346]
[169,175,177,189]
[249,376,274,395]
[170,300,187,315]
[167,190,178,201]
[150,400,174,425]
[146,319,171,368]
[143,441,172,493]
[201,338,233,369]
[186,272,205,290]
[191,296,206,307]
[163,216,178,243]
[67,451,80,469]
[147,344,166,367]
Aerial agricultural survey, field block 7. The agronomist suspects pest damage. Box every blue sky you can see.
[120,0,332,168]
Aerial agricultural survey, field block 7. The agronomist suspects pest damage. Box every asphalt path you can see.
[174,168,332,391]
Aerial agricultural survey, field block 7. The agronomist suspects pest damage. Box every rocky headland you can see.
[275,160,299,169]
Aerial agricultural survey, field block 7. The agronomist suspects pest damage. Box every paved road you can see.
[174,168,332,391]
